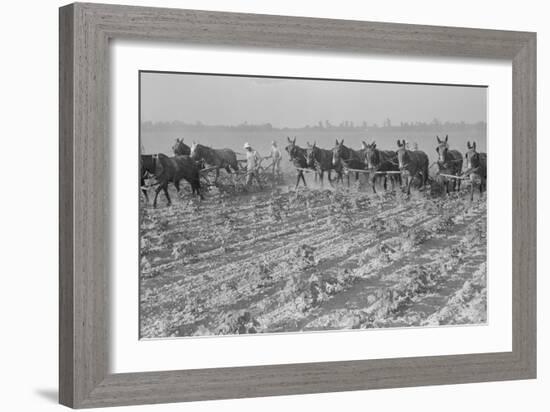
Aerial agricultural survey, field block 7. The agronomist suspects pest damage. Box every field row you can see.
[140,185,487,338]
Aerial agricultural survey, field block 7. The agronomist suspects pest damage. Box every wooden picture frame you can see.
[59,2,536,408]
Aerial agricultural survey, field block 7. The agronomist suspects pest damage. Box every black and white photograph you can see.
[139,72,487,339]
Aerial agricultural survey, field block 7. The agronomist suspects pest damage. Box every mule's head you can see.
[332,139,344,166]
[465,141,479,170]
[285,136,298,160]
[306,142,317,167]
[396,139,410,170]
[152,153,164,176]
[172,138,185,155]
[172,138,180,153]
[363,141,378,170]
[436,135,449,163]
[140,154,156,177]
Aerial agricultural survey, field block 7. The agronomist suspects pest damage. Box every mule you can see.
[362,141,401,193]
[435,135,463,195]
[190,142,239,184]
[172,138,191,156]
[331,139,365,186]
[396,139,429,195]
[285,136,311,189]
[463,141,487,201]
[306,142,342,186]
[140,154,156,202]
[152,154,203,207]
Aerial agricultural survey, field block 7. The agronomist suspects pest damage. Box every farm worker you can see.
[270,141,282,176]
[244,142,262,188]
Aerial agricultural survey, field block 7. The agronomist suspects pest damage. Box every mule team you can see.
[141,135,487,207]
[287,135,486,200]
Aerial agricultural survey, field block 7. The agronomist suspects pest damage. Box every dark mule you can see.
[152,154,203,207]
[396,139,430,195]
[463,141,487,201]
[436,135,463,194]
[172,138,191,156]
[140,154,156,202]
[306,142,341,186]
[285,137,310,189]
[190,142,239,184]
[362,141,401,193]
[331,139,365,186]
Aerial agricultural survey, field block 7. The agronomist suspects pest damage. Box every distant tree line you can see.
[141,119,487,133]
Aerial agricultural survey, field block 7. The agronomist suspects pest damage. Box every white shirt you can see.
[246,150,261,171]
[271,145,281,162]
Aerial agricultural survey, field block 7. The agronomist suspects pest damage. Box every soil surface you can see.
[140,176,486,338]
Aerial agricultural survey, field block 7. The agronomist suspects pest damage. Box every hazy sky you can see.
[140,72,486,128]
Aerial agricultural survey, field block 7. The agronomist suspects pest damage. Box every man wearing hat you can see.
[244,142,262,189]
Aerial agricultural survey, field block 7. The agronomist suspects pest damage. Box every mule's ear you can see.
[437,136,441,143]
[473,142,477,150]
[445,135,448,142]
[293,137,297,144]
[287,136,292,143]
[467,141,471,149]
[340,139,344,146]
[335,138,339,145]
[397,139,401,147]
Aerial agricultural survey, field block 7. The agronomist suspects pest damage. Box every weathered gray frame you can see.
[59,2,536,408]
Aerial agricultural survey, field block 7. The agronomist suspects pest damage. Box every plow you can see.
[437,172,469,180]
[343,167,401,176]
[198,156,281,190]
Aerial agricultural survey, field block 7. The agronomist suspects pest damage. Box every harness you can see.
[196,145,219,166]
[333,146,361,172]
[311,147,332,170]
[461,166,480,177]
[437,158,462,170]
